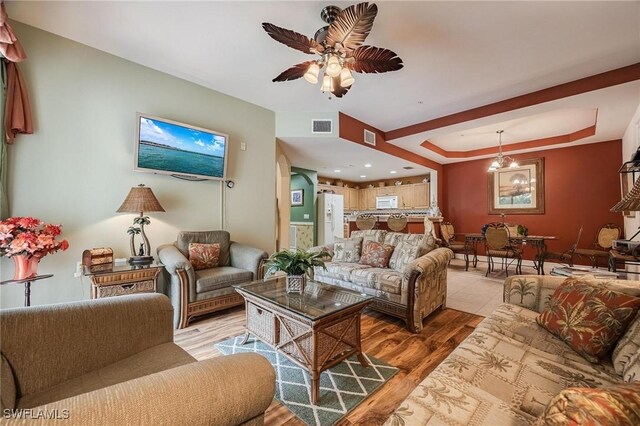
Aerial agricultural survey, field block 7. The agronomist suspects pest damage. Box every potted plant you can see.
[0,217,69,280]
[264,249,328,293]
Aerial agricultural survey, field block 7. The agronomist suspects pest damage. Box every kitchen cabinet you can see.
[349,188,359,210]
[366,188,376,209]
[411,183,430,208]
[398,185,413,208]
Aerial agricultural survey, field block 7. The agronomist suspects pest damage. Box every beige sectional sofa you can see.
[313,229,453,332]
[385,275,640,425]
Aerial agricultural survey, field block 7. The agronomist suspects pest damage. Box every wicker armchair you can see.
[484,223,522,277]
[574,223,621,268]
[157,230,268,329]
[536,226,583,275]
[387,213,407,232]
[440,222,476,270]
[356,214,377,230]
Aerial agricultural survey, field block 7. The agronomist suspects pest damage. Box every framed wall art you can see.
[291,189,304,206]
[488,158,545,215]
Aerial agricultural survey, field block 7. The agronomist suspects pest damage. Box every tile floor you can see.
[446,257,545,317]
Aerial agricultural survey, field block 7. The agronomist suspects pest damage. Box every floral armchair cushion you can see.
[188,243,220,270]
[536,278,640,363]
[359,240,394,268]
[535,382,640,426]
[333,237,363,263]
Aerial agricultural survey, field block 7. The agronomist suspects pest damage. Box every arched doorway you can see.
[275,144,291,251]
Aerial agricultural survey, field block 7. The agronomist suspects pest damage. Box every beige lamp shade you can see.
[117,184,165,213]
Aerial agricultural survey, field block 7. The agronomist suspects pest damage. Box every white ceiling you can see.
[391,80,640,164]
[279,136,433,182]
[8,1,640,172]
[428,108,598,152]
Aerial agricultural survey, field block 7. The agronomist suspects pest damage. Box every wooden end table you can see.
[234,277,373,404]
[83,262,163,299]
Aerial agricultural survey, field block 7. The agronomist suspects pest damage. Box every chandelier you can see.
[487,130,519,172]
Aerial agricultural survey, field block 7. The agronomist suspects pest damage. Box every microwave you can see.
[376,195,398,209]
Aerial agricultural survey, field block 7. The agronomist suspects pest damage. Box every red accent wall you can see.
[442,140,624,262]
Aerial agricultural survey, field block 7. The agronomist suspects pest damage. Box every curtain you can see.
[0,60,6,219]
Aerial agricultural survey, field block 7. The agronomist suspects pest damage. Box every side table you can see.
[0,274,53,307]
[84,262,163,299]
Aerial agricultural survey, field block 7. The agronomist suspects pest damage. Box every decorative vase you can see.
[285,274,306,294]
[12,255,39,280]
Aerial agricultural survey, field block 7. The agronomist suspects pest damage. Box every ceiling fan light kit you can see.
[487,130,519,172]
[263,2,403,98]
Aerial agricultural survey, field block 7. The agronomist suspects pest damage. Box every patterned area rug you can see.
[215,335,398,426]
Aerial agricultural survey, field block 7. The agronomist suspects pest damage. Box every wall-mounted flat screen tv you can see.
[134,113,228,180]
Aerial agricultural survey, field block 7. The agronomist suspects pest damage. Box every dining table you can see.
[463,233,559,274]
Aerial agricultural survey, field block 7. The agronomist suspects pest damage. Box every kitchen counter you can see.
[346,215,443,223]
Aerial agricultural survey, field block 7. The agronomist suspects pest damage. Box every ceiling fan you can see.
[262,2,403,98]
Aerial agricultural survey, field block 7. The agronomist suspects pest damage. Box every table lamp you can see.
[117,184,165,264]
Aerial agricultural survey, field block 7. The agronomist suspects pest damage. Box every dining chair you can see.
[574,223,621,268]
[440,222,476,270]
[536,226,583,275]
[387,213,407,232]
[484,222,522,277]
[355,214,377,230]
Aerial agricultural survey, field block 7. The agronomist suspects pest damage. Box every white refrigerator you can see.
[317,193,344,245]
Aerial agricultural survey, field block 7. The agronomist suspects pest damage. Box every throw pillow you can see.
[188,243,220,270]
[535,382,640,426]
[359,240,394,268]
[623,348,640,382]
[536,278,640,363]
[333,237,363,263]
[389,240,420,272]
[613,312,640,375]
[350,230,386,246]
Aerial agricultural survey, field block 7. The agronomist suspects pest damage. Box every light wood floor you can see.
[174,305,483,426]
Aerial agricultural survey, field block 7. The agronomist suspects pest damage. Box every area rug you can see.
[215,335,398,426]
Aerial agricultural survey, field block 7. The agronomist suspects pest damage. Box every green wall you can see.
[290,167,317,223]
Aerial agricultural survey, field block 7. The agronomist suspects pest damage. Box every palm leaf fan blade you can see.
[326,2,378,51]
[331,76,350,98]
[262,22,321,54]
[272,61,315,82]
[350,45,403,74]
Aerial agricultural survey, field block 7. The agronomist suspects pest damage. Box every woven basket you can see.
[286,275,306,294]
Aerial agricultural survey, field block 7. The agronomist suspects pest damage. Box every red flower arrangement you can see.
[0,217,69,258]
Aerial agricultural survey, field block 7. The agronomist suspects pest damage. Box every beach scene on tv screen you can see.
[138,116,225,178]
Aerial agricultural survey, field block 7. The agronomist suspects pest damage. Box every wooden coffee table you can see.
[234,277,374,404]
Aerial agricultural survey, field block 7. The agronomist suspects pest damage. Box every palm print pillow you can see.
[537,382,640,425]
[536,278,640,363]
[188,243,220,270]
[333,237,363,263]
[359,241,394,268]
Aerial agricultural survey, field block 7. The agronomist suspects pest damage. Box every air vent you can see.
[312,119,332,134]
[364,129,376,146]
[403,166,414,170]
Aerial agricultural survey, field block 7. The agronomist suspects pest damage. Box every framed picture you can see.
[291,189,304,206]
[488,157,545,215]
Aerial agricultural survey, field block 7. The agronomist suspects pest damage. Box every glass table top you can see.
[83,261,163,276]
[234,277,374,321]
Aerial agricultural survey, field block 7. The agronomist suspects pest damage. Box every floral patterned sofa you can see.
[312,230,453,333]
[385,275,640,425]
